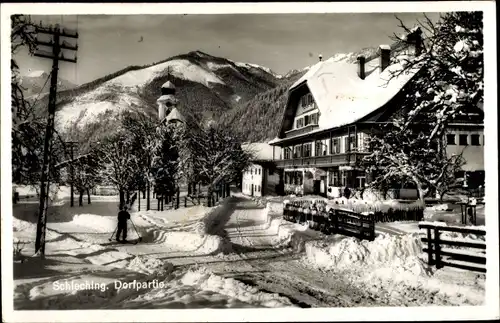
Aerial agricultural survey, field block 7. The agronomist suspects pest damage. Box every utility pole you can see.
[34,23,78,259]
[66,141,78,207]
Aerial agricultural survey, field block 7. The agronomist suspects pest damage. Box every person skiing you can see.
[116,205,131,242]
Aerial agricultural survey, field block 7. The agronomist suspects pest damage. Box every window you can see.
[315,141,324,156]
[345,136,355,152]
[459,134,468,146]
[356,176,366,189]
[446,134,456,145]
[471,134,480,146]
[250,169,253,175]
[296,118,304,128]
[307,94,313,105]
[304,115,310,126]
[330,138,340,154]
[311,113,318,125]
[329,170,340,186]
[284,147,291,159]
[341,171,347,186]
[303,143,312,157]
[293,145,303,158]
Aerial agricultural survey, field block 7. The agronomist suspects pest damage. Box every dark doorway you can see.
[313,180,321,195]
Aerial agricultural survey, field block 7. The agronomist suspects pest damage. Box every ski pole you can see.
[108,225,118,241]
[128,219,142,241]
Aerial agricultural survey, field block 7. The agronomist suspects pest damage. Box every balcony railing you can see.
[275,152,369,168]
[284,124,319,138]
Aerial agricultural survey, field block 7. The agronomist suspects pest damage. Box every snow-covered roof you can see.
[161,81,175,89]
[242,143,275,161]
[165,107,185,123]
[279,53,421,141]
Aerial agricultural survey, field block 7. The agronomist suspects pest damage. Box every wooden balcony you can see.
[284,124,319,138]
[274,152,369,168]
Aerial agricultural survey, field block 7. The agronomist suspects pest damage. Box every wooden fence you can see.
[326,209,375,241]
[419,224,486,273]
[283,202,375,241]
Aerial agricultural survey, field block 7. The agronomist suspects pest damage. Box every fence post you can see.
[426,227,434,265]
[369,215,375,241]
[435,227,442,269]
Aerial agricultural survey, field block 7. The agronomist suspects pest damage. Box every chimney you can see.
[379,45,391,72]
[407,27,423,56]
[318,54,323,62]
[357,56,365,80]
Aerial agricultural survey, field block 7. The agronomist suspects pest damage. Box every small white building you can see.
[241,143,282,197]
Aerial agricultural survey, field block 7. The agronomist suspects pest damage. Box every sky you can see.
[14,13,440,85]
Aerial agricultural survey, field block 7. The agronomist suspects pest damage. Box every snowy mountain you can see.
[28,48,375,142]
[31,50,286,134]
[20,70,76,98]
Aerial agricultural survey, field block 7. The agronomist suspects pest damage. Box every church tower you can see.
[157,71,185,124]
[157,80,177,122]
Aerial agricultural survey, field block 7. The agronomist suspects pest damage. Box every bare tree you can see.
[96,130,142,209]
[184,123,252,206]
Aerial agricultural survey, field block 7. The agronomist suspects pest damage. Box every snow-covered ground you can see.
[12,195,294,309]
[10,191,487,310]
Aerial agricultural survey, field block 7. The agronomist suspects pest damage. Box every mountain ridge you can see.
[27,47,378,143]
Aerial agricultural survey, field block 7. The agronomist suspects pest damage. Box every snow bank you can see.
[180,267,294,308]
[127,256,175,276]
[138,197,235,256]
[200,197,235,234]
[196,198,236,254]
[304,232,427,274]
